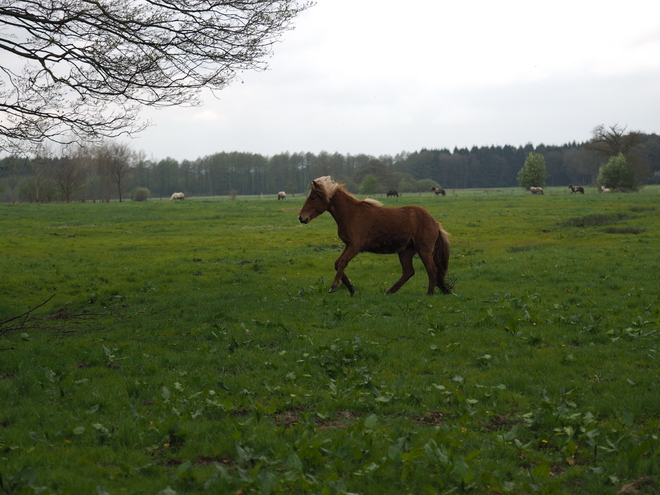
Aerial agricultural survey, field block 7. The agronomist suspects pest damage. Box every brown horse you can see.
[568,184,584,194]
[386,190,399,197]
[298,176,452,295]
[432,187,446,196]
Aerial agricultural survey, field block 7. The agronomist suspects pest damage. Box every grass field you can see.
[1,187,659,494]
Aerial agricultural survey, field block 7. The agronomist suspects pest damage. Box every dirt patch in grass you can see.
[506,245,542,253]
[559,213,631,228]
[601,226,646,234]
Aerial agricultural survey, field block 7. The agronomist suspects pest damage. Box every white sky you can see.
[128,0,660,162]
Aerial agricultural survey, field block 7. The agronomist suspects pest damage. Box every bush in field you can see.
[359,174,379,195]
[648,171,660,185]
[517,152,548,189]
[597,153,638,190]
[415,178,442,192]
[131,187,151,201]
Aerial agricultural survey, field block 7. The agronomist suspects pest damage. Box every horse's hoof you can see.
[329,286,338,293]
[348,285,356,296]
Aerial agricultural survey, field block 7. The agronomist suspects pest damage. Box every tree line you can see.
[1,130,659,203]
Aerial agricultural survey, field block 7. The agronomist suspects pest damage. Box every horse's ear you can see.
[310,180,320,191]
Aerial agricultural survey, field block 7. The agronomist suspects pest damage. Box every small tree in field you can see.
[132,187,151,202]
[359,174,379,195]
[517,152,548,189]
[597,153,637,190]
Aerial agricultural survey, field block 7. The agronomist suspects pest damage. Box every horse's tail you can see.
[434,224,453,294]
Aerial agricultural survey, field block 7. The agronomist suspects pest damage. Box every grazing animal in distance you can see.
[169,192,185,201]
[568,184,584,194]
[386,190,399,197]
[277,191,286,200]
[298,176,453,296]
[431,187,446,196]
[601,185,611,193]
[528,186,544,195]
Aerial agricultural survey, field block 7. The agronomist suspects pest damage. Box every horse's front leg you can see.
[330,245,358,295]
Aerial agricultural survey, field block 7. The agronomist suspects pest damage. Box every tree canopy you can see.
[585,124,642,158]
[0,0,311,153]
[597,153,638,190]
[516,152,548,189]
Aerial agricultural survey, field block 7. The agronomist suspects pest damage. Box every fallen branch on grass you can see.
[0,293,56,332]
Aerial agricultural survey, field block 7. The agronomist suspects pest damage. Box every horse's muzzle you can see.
[298,216,309,224]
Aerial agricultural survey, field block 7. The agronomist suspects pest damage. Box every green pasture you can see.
[1,187,659,494]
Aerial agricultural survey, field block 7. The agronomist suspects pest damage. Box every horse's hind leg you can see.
[386,247,416,294]
[417,247,438,296]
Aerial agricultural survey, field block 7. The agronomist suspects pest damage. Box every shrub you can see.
[131,187,151,201]
[597,153,637,190]
[415,178,442,193]
[398,175,417,192]
[359,174,379,195]
[646,170,660,185]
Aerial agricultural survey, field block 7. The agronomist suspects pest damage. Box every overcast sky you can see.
[128,0,660,162]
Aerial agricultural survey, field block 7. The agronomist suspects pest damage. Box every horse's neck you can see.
[328,188,361,225]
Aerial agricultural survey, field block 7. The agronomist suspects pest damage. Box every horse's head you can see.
[298,177,333,224]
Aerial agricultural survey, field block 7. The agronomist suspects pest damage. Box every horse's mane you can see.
[312,176,383,206]
[312,176,341,202]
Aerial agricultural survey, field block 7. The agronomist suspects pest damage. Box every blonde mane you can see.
[311,176,341,202]
[312,176,382,206]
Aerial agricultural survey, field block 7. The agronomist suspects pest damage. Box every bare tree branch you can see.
[0,0,313,154]
[0,293,56,331]
[584,124,642,158]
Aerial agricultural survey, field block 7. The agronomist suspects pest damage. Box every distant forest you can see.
[2,133,660,202]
